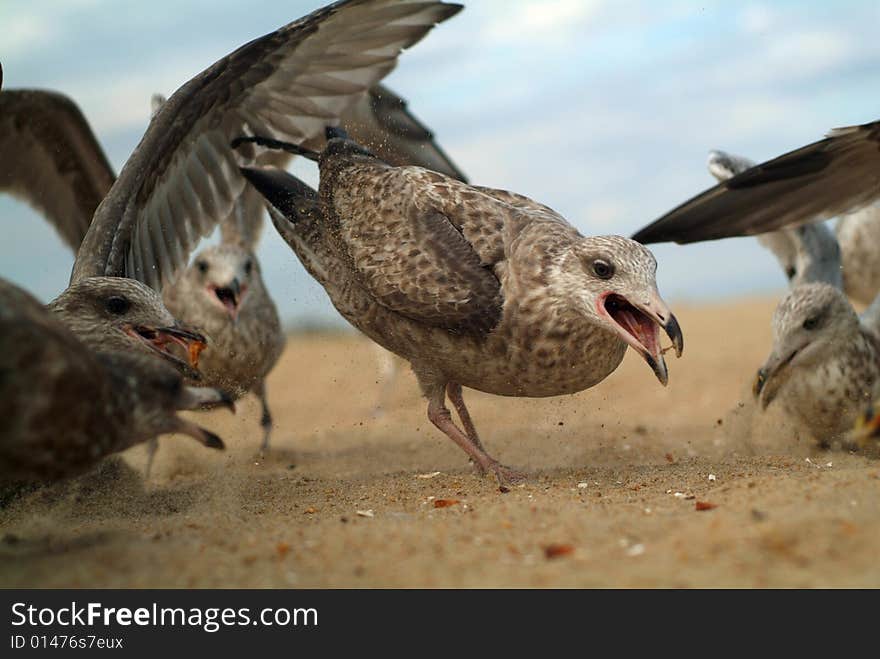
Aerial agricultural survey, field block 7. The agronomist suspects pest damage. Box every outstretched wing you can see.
[703,149,843,289]
[72,0,463,290]
[0,89,116,251]
[632,119,880,244]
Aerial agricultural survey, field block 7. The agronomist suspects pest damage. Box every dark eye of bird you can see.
[197,260,208,274]
[105,296,130,315]
[785,266,796,280]
[592,259,614,280]
[803,316,820,330]
[244,260,253,275]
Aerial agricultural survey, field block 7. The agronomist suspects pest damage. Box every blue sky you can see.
[2,0,879,327]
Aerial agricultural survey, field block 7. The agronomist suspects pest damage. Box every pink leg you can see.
[426,386,524,484]
[446,383,484,450]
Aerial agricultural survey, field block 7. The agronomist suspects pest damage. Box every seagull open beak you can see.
[599,291,683,385]
[125,325,207,379]
[210,279,244,320]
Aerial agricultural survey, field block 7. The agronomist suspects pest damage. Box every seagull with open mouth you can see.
[236,131,683,483]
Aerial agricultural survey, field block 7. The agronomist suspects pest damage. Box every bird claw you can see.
[471,459,526,485]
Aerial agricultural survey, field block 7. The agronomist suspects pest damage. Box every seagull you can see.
[751,282,880,446]
[237,132,684,482]
[0,277,231,484]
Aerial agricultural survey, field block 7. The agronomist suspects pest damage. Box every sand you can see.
[2,296,879,588]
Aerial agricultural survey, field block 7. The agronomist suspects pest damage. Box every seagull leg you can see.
[425,384,524,484]
[144,438,159,480]
[446,382,484,450]
[256,380,273,456]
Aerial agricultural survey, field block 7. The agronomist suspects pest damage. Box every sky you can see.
[2,0,879,328]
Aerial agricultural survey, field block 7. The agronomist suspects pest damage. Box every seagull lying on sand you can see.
[236,131,684,482]
[0,278,231,483]
[751,282,880,447]
[631,130,880,447]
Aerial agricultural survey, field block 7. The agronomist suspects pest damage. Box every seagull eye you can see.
[244,260,253,275]
[592,259,614,280]
[105,296,130,315]
[196,260,209,274]
[803,316,820,330]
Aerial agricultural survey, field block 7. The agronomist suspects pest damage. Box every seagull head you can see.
[184,244,259,322]
[754,283,858,409]
[559,235,683,385]
[49,277,206,378]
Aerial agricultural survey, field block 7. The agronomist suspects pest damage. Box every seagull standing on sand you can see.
[238,132,684,482]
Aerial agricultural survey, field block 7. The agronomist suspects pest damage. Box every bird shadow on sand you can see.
[0,456,207,525]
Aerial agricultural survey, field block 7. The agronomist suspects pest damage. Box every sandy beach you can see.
[2,295,879,588]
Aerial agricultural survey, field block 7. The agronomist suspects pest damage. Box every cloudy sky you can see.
[2,0,879,327]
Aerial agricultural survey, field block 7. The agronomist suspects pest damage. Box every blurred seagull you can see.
[0,278,231,484]
[237,131,683,483]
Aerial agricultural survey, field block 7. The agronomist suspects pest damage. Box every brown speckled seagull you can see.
[238,134,684,482]
[752,282,880,447]
[0,278,231,484]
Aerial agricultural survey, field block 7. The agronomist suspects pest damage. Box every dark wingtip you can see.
[232,135,320,162]
[240,167,319,215]
[202,430,225,450]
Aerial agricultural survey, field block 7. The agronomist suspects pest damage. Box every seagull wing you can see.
[328,164,508,334]
[0,90,116,252]
[632,119,880,245]
[71,0,463,289]
[331,83,467,180]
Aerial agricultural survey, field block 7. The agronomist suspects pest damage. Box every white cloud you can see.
[485,0,605,44]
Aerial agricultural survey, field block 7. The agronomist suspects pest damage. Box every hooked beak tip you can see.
[664,314,684,358]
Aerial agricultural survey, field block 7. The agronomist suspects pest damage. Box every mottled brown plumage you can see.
[0,278,229,483]
[242,137,683,481]
[753,283,880,444]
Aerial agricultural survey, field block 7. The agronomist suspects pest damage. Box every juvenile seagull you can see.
[752,282,880,445]
[0,278,231,483]
[238,134,683,482]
